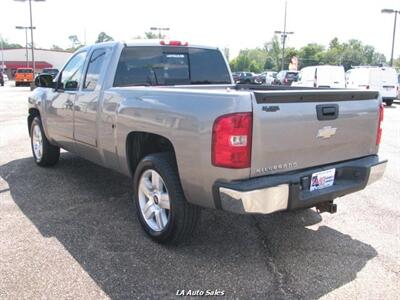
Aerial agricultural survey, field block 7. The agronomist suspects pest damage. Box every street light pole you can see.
[16,26,36,67]
[381,8,399,66]
[15,0,45,74]
[0,35,5,73]
[28,0,35,73]
[275,0,294,70]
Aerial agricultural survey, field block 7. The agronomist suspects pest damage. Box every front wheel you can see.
[30,117,60,166]
[133,153,200,245]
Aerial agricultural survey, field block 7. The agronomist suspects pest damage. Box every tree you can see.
[394,56,400,70]
[231,37,388,73]
[263,56,274,70]
[0,37,23,49]
[264,36,281,71]
[96,32,114,43]
[297,43,324,68]
[144,31,164,39]
[51,45,64,51]
[68,35,81,48]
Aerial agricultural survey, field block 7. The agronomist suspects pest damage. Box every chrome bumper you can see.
[215,156,387,215]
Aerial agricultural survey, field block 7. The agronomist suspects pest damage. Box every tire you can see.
[384,99,393,106]
[30,117,60,166]
[133,153,200,245]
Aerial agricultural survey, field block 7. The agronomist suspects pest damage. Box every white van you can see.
[346,66,398,106]
[292,65,345,88]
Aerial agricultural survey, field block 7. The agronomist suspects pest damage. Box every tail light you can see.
[212,112,252,168]
[376,104,384,145]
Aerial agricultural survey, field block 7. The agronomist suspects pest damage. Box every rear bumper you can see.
[214,155,387,214]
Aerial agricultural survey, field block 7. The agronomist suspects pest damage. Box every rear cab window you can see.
[113,46,231,87]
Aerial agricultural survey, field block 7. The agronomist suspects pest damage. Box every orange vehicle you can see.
[15,68,34,86]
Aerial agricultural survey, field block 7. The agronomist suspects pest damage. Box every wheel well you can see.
[28,108,40,135]
[126,132,177,177]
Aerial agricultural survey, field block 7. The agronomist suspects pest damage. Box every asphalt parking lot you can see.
[0,82,399,299]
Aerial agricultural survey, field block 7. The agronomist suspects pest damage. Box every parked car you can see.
[15,68,34,86]
[0,72,4,86]
[346,66,398,106]
[232,72,240,83]
[273,70,298,85]
[235,72,258,84]
[254,71,277,85]
[41,68,59,79]
[293,65,345,88]
[397,73,400,99]
[29,40,387,244]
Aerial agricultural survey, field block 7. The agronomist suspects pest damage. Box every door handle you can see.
[316,104,339,121]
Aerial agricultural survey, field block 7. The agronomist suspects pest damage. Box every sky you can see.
[1,0,399,60]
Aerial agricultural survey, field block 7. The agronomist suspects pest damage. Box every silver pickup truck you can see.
[28,40,387,244]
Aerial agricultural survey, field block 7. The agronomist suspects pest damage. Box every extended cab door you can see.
[74,47,111,147]
[46,51,87,146]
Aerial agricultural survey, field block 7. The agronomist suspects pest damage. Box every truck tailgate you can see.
[251,90,380,177]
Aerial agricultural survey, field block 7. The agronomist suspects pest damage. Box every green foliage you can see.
[230,37,388,72]
[96,32,114,43]
[394,56,400,71]
[145,32,165,39]
[230,48,268,72]
[297,43,324,68]
[0,37,23,49]
[68,35,81,48]
[51,45,64,51]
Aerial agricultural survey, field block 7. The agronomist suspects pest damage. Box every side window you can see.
[83,48,109,91]
[59,51,87,91]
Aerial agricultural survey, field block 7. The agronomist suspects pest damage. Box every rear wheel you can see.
[384,99,393,106]
[30,117,60,166]
[133,153,200,245]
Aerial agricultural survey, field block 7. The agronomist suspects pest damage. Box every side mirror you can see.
[65,80,78,90]
[35,74,55,88]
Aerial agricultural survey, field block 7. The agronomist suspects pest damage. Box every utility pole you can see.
[16,26,36,67]
[0,35,5,73]
[381,8,399,66]
[275,0,294,70]
[28,0,35,73]
[15,0,45,74]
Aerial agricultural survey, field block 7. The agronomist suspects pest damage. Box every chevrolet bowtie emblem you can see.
[317,126,337,139]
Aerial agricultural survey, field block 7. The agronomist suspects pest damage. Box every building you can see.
[0,48,72,79]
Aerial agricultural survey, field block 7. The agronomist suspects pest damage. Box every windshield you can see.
[43,69,59,74]
[16,69,33,74]
[286,72,298,79]
[113,46,231,86]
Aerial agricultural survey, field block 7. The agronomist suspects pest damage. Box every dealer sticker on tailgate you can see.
[310,168,336,191]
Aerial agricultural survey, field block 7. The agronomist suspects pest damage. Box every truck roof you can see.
[83,40,219,51]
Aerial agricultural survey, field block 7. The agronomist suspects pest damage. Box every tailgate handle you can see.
[316,104,339,121]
